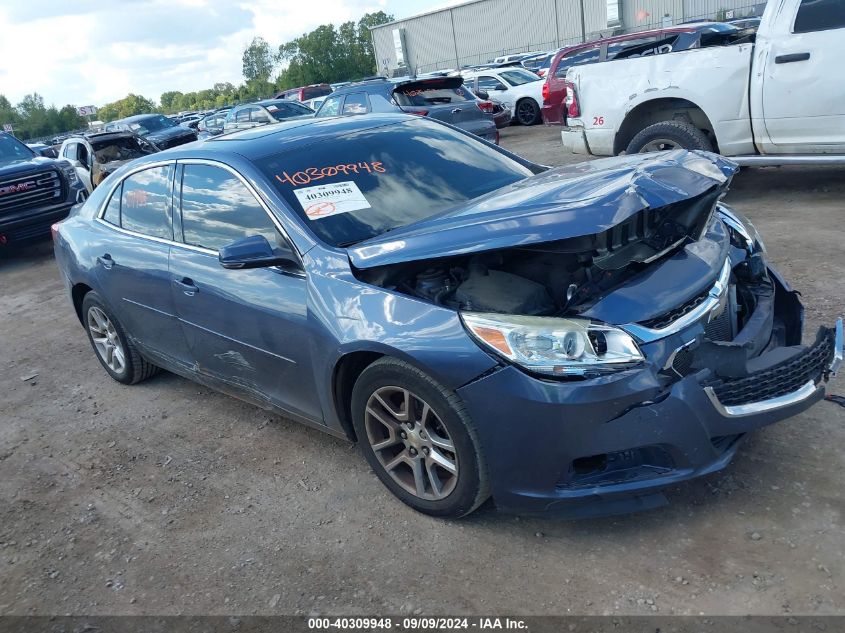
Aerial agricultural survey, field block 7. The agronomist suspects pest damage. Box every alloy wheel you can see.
[517,101,537,125]
[639,138,680,152]
[364,386,459,500]
[87,306,126,374]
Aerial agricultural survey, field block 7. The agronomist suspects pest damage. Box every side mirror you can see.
[494,84,507,91]
[218,235,298,270]
[475,90,490,100]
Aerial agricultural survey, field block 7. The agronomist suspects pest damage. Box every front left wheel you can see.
[351,358,490,517]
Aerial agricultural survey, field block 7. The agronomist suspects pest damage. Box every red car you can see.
[275,83,333,102]
[542,25,722,125]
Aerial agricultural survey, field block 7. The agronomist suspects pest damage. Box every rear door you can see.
[92,163,190,366]
[757,0,845,151]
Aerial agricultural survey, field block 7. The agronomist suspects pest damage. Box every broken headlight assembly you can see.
[461,313,644,377]
[718,204,765,255]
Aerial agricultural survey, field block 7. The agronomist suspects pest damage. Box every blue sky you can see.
[0,0,464,109]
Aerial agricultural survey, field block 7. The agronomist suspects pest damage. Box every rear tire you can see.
[81,291,159,385]
[351,358,490,518]
[515,98,541,126]
[626,120,713,154]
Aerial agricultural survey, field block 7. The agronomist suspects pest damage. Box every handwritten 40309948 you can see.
[276,162,386,187]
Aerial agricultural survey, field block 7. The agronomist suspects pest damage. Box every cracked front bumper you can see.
[456,269,842,517]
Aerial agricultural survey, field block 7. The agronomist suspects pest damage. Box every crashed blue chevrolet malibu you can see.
[53,114,842,518]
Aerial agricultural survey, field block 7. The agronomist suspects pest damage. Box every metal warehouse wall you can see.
[371,0,765,74]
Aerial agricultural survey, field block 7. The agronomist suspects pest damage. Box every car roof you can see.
[115,113,164,123]
[149,114,416,162]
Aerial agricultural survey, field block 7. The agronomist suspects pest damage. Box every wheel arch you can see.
[614,97,718,155]
[71,282,93,324]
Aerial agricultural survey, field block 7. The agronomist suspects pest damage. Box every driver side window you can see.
[179,164,282,252]
[478,75,506,91]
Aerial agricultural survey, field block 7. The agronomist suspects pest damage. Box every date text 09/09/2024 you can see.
[307,617,528,630]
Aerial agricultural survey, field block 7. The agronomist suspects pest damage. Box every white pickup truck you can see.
[561,0,845,165]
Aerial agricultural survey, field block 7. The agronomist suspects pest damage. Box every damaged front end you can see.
[347,150,842,514]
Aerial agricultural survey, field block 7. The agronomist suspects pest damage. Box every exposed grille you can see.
[710,330,835,407]
[0,170,63,214]
[641,286,710,330]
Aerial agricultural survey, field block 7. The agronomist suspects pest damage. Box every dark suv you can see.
[105,114,197,149]
[0,132,88,247]
[315,76,499,144]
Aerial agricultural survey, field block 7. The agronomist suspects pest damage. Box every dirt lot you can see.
[1,125,843,616]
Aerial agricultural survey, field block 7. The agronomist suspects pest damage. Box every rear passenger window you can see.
[342,93,369,115]
[179,164,280,251]
[120,165,174,239]
[102,184,121,225]
[794,0,845,32]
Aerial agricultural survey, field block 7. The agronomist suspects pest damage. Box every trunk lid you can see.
[348,150,738,269]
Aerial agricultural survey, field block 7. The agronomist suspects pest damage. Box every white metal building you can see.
[371,0,765,75]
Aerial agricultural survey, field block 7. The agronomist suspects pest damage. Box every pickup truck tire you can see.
[515,98,541,126]
[626,121,713,154]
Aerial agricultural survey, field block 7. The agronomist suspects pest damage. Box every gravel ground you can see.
[1,125,843,616]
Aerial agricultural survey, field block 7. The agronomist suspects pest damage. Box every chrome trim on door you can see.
[704,380,819,418]
[623,259,732,343]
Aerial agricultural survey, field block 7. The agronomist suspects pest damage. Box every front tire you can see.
[82,291,159,385]
[626,120,713,154]
[351,358,490,517]
[515,98,541,126]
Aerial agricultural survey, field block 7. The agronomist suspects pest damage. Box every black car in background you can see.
[104,113,197,149]
[0,131,87,247]
[315,76,499,144]
[223,100,313,132]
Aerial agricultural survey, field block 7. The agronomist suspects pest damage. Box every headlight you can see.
[60,164,79,186]
[462,312,644,377]
[718,204,765,254]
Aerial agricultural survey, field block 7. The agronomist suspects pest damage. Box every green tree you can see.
[98,94,157,122]
[274,11,393,90]
[160,91,184,112]
[242,37,275,84]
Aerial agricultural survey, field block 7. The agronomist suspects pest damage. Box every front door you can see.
[168,161,321,422]
[758,0,845,151]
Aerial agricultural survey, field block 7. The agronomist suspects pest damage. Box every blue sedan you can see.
[53,114,842,518]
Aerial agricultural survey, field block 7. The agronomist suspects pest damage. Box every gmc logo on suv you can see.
[0,181,36,196]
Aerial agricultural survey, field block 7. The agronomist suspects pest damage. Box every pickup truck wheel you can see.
[515,98,541,126]
[626,121,713,154]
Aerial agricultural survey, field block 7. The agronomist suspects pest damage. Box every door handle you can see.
[775,52,810,64]
[96,254,114,270]
[451,108,463,114]
[174,278,198,296]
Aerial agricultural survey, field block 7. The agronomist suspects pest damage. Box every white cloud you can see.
[0,0,389,108]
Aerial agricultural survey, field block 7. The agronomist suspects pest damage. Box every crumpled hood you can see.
[348,150,738,269]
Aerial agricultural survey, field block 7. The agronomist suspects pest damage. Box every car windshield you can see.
[264,102,313,120]
[92,136,154,163]
[128,115,175,135]
[499,69,542,86]
[257,118,534,247]
[393,83,473,106]
[0,133,36,166]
